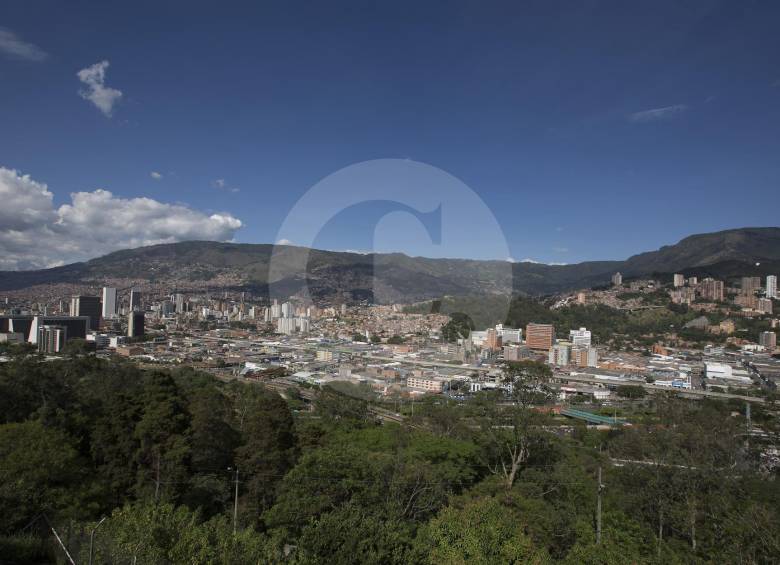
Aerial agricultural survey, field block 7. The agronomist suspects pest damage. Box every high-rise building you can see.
[767,275,778,299]
[38,325,67,354]
[759,331,776,350]
[741,276,761,296]
[20,315,89,345]
[71,295,101,330]
[281,302,293,318]
[526,323,554,351]
[611,272,623,287]
[160,300,174,316]
[673,274,685,288]
[496,324,522,344]
[569,327,592,348]
[173,293,185,314]
[548,342,570,366]
[570,346,598,368]
[758,298,773,315]
[699,278,724,302]
[128,311,144,338]
[130,288,142,312]
[276,317,296,335]
[485,328,502,351]
[670,287,694,304]
[503,345,520,361]
[736,295,759,310]
[688,276,698,286]
[102,287,117,319]
[5,317,33,341]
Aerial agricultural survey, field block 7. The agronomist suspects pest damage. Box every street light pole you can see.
[228,467,240,534]
[596,466,604,545]
[89,516,107,565]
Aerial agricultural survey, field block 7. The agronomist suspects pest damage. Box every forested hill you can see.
[0,227,778,300]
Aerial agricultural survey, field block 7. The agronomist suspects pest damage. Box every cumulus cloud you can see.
[150,171,163,180]
[0,27,47,61]
[628,104,687,123]
[276,239,295,246]
[77,60,122,116]
[0,166,243,270]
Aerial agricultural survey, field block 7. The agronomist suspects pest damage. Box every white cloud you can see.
[0,166,243,270]
[276,239,295,246]
[517,258,567,266]
[77,60,122,117]
[212,178,239,193]
[150,171,163,180]
[0,27,47,61]
[628,104,687,123]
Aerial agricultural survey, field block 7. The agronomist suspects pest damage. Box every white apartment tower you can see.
[767,275,778,299]
[569,327,592,348]
[102,287,117,318]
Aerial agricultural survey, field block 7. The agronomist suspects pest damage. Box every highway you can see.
[555,373,768,404]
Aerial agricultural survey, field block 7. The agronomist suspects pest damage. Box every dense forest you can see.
[0,350,779,563]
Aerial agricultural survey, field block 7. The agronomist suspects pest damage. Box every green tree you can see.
[88,502,275,564]
[234,388,297,527]
[182,385,240,516]
[616,384,647,399]
[133,372,192,502]
[0,421,85,530]
[441,312,475,343]
[294,503,413,564]
[61,338,94,357]
[479,361,553,490]
[419,497,548,564]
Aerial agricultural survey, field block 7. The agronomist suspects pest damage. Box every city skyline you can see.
[2,1,780,269]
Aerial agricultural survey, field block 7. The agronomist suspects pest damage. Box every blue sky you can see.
[1,0,779,268]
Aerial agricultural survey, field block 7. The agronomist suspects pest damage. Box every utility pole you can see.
[154,452,161,502]
[232,467,240,535]
[596,466,604,545]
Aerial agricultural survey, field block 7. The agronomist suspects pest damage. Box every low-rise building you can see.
[407,376,446,393]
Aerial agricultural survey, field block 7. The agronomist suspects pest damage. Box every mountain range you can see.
[1,227,778,302]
